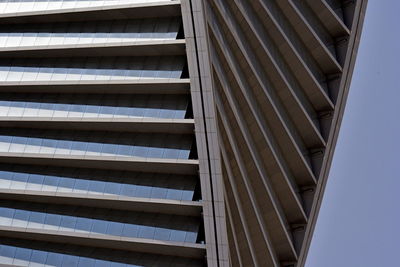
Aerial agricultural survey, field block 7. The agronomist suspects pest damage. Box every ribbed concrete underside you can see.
[202,0,367,266]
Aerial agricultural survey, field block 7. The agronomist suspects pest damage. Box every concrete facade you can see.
[0,1,366,266]
[200,0,367,266]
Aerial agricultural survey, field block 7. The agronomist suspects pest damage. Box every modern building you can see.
[0,0,367,266]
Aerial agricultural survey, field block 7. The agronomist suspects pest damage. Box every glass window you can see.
[135,184,152,199]
[45,252,63,266]
[10,172,28,190]
[13,247,32,265]
[121,224,138,238]
[44,213,62,231]
[73,179,89,193]
[94,259,112,267]
[26,173,44,190]
[78,257,96,267]
[57,177,75,193]
[0,94,189,119]
[106,222,124,237]
[42,175,60,191]
[75,217,92,233]
[88,180,105,194]
[90,219,108,234]
[103,182,121,195]
[0,245,16,264]
[170,230,187,243]
[2,242,203,267]
[59,215,77,230]
[9,136,27,153]
[120,184,136,197]
[27,211,46,229]
[151,186,167,199]
[30,249,48,265]
[154,227,171,241]
[1,205,198,247]
[12,209,30,228]
[139,225,156,239]
[0,56,185,82]
[62,254,80,267]
[0,166,197,201]
[0,208,14,226]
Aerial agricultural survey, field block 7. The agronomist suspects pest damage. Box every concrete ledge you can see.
[0,226,206,259]
[0,79,191,94]
[0,40,186,58]
[0,153,199,175]
[0,117,195,134]
[0,1,182,24]
[0,189,202,216]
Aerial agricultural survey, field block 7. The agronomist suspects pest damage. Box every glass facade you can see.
[0,164,197,201]
[0,201,199,243]
[0,245,140,267]
[0,18,181,48]
[0,129,193,159]
[0,56,185,82]
[0,0,173,14]
[0,1,206,265]
[0,93,189,119]
[0,241,204,266]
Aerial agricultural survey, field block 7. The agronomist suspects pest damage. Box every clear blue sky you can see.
[305,1,400,267]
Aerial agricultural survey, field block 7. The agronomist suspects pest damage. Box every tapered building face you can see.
[0,1,366,267]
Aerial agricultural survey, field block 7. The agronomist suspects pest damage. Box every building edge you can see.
[181,1,230,267]
[296,1,369,266]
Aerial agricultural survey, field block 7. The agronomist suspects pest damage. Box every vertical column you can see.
[181,0,229,266]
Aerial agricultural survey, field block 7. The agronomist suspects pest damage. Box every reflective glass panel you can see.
[0,56,185,82]
[0,0,172,14]
[0,18,181,48]
[0,241,204,267]
[0,93,189,119]
[0,129,193,159]
[0,202,199,243]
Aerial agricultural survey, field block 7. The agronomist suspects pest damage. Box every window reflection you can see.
[0,202,200,243]
[0,93,189,119]
[0,164,197,200]
[0,0,172,14]
[0,56,185,82]
[0,18,181,48]
[0,241,204,267]
[0,128,194,159]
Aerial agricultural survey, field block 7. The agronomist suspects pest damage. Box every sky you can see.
[305,1,400,267]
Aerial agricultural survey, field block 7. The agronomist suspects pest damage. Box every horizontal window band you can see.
[0,201,200,243]
[0,40,187,58]
[0,1,182,24]
[0,79,191,94]
[0,0,174,15]
[0,227,206,259]
[0,17,181,46]
[0,153,199,175]
[0,162,199,202]
[0,139,193,160]
[0,56,186,82]
[0,118,195,134]
[0,190,202,216]
[0,127,194,160]
[0,239,204,267]
[0,93,190,120]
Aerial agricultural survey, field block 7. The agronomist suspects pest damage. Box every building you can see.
[0,0,367,266]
